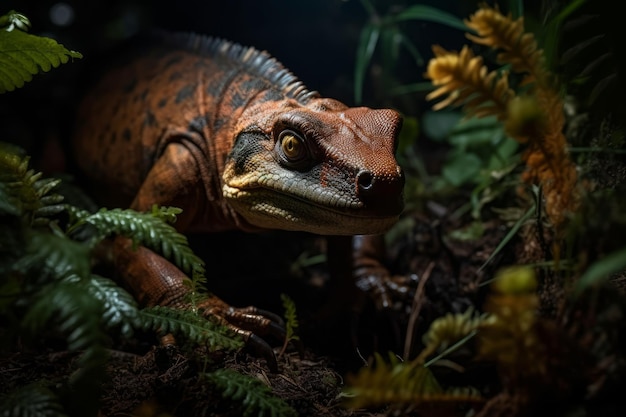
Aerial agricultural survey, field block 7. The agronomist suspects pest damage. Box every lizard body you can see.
[72,32,405,365]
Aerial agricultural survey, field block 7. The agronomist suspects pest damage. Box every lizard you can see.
[72,31,405,370]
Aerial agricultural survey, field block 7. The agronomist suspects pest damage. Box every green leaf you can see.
[449,115,505,149]
[14,231,90,282]
[138,305,244,351]
[75,207,205,278]
[575,246,626,295]
[0,26,82,93]
[205,368,298,417]
[422,111,462,142]
[354,23,380,104]
[394,5,468,31]
[280,293,300,345]
[442,152,482,187]
[86,275,139,338]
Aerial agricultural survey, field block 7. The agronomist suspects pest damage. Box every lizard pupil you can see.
[281,133,303,160]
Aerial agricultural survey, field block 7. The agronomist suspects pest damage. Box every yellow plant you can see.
[478,267,546,387]
[426,4,578,228]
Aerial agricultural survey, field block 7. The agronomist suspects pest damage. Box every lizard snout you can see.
[356,167,405,216]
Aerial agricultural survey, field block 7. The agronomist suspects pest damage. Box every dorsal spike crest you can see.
[159,31,320,104]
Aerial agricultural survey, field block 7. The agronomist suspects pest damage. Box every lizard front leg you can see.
[116,140,284,370]
[352,234,418,310]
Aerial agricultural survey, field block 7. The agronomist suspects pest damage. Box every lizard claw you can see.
[197,296,286,371]
[355,272,419,311]
[246,333,279,373]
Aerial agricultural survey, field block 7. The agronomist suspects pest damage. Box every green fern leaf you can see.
[0,382,68,417]
[23,281,107,351]
[138,305,244,352]
[0,11,82,93]
[86,274,140,338]
[74,208,205,277]
[280,293,299,343]
[205,368,297,417]
[21,280,109,417]
[13,231,90,283]
[0,143,65,225]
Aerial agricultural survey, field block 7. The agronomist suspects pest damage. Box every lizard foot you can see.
[355,271,419,311]
[197,296,286,372]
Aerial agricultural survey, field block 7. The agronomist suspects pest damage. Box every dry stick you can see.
[403,261,435,360]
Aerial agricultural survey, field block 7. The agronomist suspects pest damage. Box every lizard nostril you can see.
[355,168,405,216]
[357,170,374,192]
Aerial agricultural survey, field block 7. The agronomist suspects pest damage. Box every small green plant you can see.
[278,293,300,357]
[0,10,82,93]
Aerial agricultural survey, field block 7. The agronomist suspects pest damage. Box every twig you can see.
[403,261,435,359]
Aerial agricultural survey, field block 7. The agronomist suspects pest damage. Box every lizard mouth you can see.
[222,184,401,235]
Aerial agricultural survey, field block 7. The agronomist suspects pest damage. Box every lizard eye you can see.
[276,129,309,168]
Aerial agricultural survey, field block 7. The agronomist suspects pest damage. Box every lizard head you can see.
[222,97,404,235]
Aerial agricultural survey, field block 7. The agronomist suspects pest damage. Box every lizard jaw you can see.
[222,185,400,235]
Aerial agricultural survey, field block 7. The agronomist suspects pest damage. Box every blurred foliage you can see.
[354,0,467,104]
[0,10,82,93]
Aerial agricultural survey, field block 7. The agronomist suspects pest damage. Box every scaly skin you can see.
[73,32,405,369]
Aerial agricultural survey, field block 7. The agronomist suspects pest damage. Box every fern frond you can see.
[204,368,298,417]
[138,305,244,352]
[23,281,107,351]
[0,143,65,226]
[86,274,140,338]
[344,352,482,410]
[465,4,546,86]
[0,10,82,93]
[426,45,514,120]
[73,207,205,277]
[280,293,299,343]
[21,279,109,417]
[13,231,90,283]
[0,382,68,417]
[416,308,493,364]
[278,293,300,357]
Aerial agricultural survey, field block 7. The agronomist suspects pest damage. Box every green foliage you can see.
[422,112,519,189]
[344,352,481,411]
[0,143,239,416]
[354,1,465,103]
[67,206,206,279]
[278,293,300,356]
[138,305,244,352]
[22,281,109,417]
[0,383,68,417]
[0,10,82,93]
[204,368,298,417]
[86,274,140,338]
[0,143,64,226]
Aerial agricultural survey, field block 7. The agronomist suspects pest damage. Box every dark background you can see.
[0,0,472,163]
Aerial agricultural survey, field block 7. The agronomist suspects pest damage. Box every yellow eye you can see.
[281,134,302,159]
[278,129,307,163]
